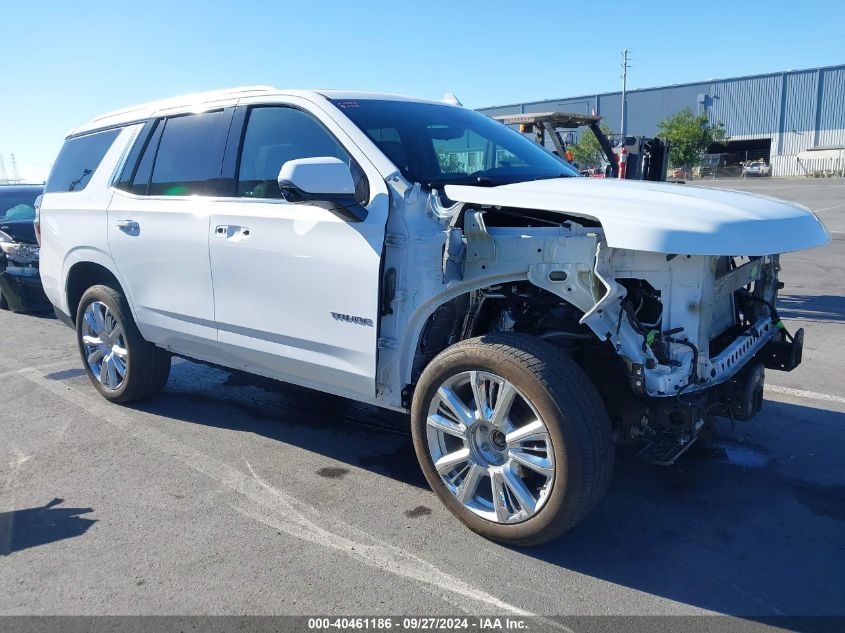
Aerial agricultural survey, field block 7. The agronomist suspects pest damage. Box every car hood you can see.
[443,178,830,255]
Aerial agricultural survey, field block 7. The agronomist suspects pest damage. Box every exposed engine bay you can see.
[375,178,806,463]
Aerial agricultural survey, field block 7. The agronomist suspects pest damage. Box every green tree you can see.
[570,124,614,168]
[438,152,464,174]
[657,108,726,173]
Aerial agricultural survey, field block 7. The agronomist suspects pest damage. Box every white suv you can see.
[39,87,828,544]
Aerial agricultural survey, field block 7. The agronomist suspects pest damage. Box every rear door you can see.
[208,97,389,400]
[108,108,233,354]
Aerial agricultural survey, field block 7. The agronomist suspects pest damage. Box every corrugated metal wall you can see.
[707,74,781,137]
[477,64,845,178]
[610,83,708,137]
[818,66,845,148]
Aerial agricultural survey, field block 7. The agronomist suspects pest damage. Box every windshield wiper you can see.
[427,172,574,189]
[426,175,498,189]
[533,173,574,181]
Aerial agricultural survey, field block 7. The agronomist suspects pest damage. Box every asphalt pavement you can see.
[1,178,843,624]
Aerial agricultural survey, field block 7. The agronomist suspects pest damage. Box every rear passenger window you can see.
[237,107,351,198]
[148,110,230,196]
[45,128,120,193]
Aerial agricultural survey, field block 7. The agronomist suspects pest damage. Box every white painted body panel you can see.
[444,178,830,255]
[207,94,390,400]
[39,126,136,315]
[277,156,355,195]
[107,190,218,351]
[209,197,386,399]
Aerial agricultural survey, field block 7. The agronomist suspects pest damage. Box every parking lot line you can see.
[0,360,76,380]
[13,366,554,621]
[765,384,845,405]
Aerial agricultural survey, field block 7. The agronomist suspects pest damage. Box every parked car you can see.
[579,167,606,178]
[0,184,50,312]
[38,88,829,545]
[742,160,771,177]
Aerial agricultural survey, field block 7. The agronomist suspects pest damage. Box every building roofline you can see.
[477,62,845,111]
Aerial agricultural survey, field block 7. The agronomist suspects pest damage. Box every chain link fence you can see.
[668,151,772,181]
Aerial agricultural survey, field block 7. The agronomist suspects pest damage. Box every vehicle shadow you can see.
[127,362,845,618]
[0,498,96,556]
[517,400,845,618]
[3,308,55,319]
[778,294,845,323]
[130,361,428,489]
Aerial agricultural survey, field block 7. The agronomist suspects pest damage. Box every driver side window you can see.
[237,106,351,199]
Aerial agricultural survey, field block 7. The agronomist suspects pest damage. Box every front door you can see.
[208,102,388,400]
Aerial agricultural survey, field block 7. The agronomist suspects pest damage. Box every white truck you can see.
[38,87,829,544]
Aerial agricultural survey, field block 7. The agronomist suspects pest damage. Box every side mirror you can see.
[277,157,366,222]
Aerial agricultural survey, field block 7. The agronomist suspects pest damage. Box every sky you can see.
[2,0,844,182]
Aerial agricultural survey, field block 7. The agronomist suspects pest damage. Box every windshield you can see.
[0,188,40,222]
[331,99,578,187]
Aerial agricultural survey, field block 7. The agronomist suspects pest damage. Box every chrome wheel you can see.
[426,370,555,524]
[81,301,128,391]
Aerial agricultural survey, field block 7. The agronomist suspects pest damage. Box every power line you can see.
[0,153,27,184]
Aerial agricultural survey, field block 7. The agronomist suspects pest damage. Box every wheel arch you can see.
[399,274,595,389]
[398,274,524,387]
[63,249,135,323]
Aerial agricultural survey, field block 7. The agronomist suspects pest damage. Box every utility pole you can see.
[10,154,21,183]
[621,49,629,139]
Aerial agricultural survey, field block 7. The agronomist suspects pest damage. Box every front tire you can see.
[75,284,171,403]
[411,333,614,546]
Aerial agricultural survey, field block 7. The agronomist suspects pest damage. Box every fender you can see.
[62,247,142,328]
[397,272,533,387]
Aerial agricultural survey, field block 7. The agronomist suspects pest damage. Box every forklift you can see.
[492,112,670,182]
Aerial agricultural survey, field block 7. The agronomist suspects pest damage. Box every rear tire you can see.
[75,284,171,403]
[411,333,614,546]
[0,288,8,310]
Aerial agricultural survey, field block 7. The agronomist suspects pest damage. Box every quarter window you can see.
[45,128,120,193]
[237,107,351,198]
[118,120,164,195]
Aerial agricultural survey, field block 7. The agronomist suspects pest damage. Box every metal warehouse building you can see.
[478,63,845,178]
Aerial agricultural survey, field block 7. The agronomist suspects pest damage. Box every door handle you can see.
[116,220,140,235]
[215,225,250,239]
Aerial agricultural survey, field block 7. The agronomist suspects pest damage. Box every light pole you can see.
[621,49,629,139]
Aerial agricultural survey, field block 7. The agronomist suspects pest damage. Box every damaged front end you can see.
[436,203,802,463]
[378,177,819,464]
[0,237,50,313]
[584,247,804,463]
